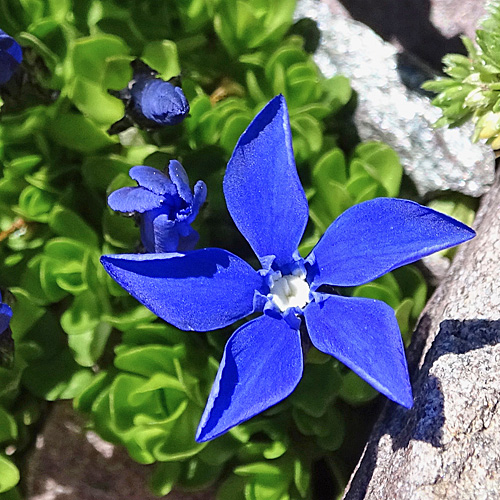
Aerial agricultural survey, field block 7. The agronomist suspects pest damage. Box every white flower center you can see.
[269,272,310,312]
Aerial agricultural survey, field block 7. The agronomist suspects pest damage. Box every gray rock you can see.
[295,0,495,197]
[322,0,487,67]
[343,168,500,499]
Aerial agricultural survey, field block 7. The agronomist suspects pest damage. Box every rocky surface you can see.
[343,168,500,499]
[23,402,214,500]
[324,0,487,68]
[295,0,495,198]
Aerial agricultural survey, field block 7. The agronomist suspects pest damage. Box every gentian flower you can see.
[0,29,22,86]
[0,291,13,367]
[0,291,12,336]
[108,160,206,253]
[108,60,189,134]
[101,95,475,442]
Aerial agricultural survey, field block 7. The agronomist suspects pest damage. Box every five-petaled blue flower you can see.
[101,95,475,442]
[108,161,207,253]
[0,29,22,86]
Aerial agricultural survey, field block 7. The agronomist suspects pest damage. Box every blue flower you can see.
[0,29,22,86]
[101,95,475,442]
[108,160,207,253]
[0,291,13,367]
[0,291,12,336]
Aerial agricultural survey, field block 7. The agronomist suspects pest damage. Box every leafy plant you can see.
[423,0,500,148]
[0,0,471,498]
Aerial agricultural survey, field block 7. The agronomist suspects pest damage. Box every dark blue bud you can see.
[131,77,189,126]
[0,29,22,86]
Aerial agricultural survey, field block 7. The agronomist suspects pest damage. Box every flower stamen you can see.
[269,272,310,312]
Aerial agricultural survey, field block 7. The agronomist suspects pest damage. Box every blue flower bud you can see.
[0,29,22,86]
[130,77,189,126]
[107,60,190,134]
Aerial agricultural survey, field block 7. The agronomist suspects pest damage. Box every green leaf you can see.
[102,55,134,90]
[114,345,185,378]
[352,283,400,309]
[68,321,112,367]
[72,35,130,82]
[352,142,402,197]
[291,114,323,162]
[39,256,69,302]
[178,457,222,490]
[82,155,133,191]
[49,206,99,248]
[103,305,156,332]
[246,70,267,103]
[321,75,352,114]
[73,371,111,413]
[142,40,181,80]
[60,290,102,335]
[9,288,45,340]
[291,362,342,417]
[0,455,19,494]
[294,458,311,498]
[339,371,379,405]
[17,186,54,223]
[48,113,115,153]
[150,462,182,496]
[102,210,139,249]
[316,406,345,452]
[392,266,428,318]
[22,350,93,400]
[198,433,240,466]
[152,405,206,461]
[220,113,252,153]
[0,408,17,444]
[6,155,42,177]
[218,475,246,500]
[234,458,293,500]
[395,298,415,344]
[70,77,125,125]
[313,148,347,184]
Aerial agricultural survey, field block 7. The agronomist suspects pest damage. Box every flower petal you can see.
[196,314,303,442]
[150,214,199,253]
[177,227,200,252]
[108,186,164,213]
[223,95,309,269]
[100,249,264,331]
[309,198,475,288]
[0,302,12,335]
[188,180,207,223]
[129,165,175,195]
[0,29,22,85]
[168,160,193,203]
[0,30,22,64]
[304,294,413,408]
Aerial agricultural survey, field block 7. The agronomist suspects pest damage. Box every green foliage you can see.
[305,142,403,248]
[214,0,297,57]
[427,193,478,260]
[0,0,451,498]
[423,0,500,148]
